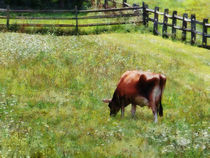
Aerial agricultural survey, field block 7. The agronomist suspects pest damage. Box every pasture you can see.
[0,32,209,157]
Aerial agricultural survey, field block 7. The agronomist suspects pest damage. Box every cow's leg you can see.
[158,99,163,117]
[151,83,161,123]
[150,101,158,123]
[154,110,158,123]
[151,106,158,123]
[131,104,136,118]
[121,106,125,118]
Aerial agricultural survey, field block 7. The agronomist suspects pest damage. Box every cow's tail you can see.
[158,74,166,117]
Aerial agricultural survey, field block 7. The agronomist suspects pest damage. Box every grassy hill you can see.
[0,32,209,157]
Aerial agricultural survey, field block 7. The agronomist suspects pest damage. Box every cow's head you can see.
[102,99,120,116]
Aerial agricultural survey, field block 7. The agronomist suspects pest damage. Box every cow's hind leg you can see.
[154,110,158,123]
[121,106,125,118]
[158,99,163,117]
[131,104,136,118]
[152,107,158,123]
[150,102,158,123]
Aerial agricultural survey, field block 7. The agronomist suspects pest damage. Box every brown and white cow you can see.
[103,70,166,123]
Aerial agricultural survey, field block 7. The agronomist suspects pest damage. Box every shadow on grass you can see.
[110,106,154,122]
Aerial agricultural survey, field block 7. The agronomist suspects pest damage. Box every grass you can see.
[0,32,209,157]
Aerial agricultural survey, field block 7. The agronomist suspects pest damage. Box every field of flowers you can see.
[0,32,209,157]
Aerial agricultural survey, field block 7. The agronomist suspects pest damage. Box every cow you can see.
[103,70,166,123]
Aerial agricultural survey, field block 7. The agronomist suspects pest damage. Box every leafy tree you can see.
[4,0,91,9]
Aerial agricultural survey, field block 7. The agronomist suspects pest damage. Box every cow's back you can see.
[116,71,161,97]
[116,71,141,97]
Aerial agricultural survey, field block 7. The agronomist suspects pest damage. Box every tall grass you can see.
[0,32,209,157]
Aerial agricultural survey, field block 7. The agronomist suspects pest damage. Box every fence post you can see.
[153,7,159,35]
[191,14,196,45]
[202,19,208,47]
[172,11,177,39]
[162,9,169,38]
[142,2,148,27]
[75,6,78,35]
[123,0,127,7]
[182,13,188,41]
[6,5,10,30]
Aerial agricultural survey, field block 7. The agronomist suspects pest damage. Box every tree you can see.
[59,0,65,8]
[3,0,90,9]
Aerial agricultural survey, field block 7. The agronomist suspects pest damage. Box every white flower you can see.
[194,144,199,149]
[202,131,208,137]
[161,147,167,153]
[177,137,191,146]
[202,145,206,150]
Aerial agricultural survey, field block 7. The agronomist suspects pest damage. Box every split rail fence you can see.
[0,5,143,33]
[140,2,209,49]
[115,0,210,48]
[0,0,209,49]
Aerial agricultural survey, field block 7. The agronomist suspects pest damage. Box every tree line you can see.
[2,0,93,9]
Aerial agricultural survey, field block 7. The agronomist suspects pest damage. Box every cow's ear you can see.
[102,99,112,103]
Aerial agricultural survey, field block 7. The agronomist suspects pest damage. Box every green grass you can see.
[0,32,209,157]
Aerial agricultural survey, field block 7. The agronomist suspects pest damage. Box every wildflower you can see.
[177,137,191,146]
[202,131,208,137]
[202,145,206,150]
[194,144,199,149]
[161,147,167,153]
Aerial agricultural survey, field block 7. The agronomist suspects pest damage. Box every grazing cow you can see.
[103,70,166,123]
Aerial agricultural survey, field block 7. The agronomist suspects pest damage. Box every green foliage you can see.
[4,0,91,9]
[0,32,209,157]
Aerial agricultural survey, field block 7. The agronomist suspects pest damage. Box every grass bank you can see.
[0,32,209,157]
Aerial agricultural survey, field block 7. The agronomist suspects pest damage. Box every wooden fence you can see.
[0,0,209,49]
[0,5,142,32]
[140,2,210,49]
[102,0,210,48]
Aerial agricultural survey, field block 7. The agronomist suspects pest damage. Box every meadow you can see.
[0,31,209,157]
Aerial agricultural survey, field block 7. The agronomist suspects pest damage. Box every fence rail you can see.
[0,0,209,49]
[0,13,141,20]
[0,21,142,28]
[0,6,141,13]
